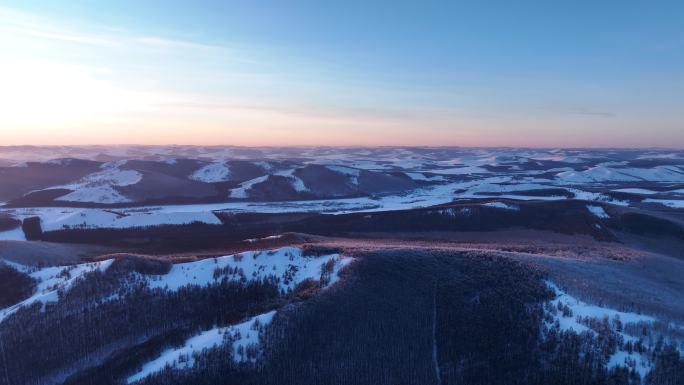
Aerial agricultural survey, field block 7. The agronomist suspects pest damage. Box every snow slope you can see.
[546,282,654,334]
[326,165,362,185]
[190,162,231,183]
[586,205,609,219]
[127,311,277,383]
[127,246,352,383]
[274,169,309,192]
[53,166,142,204]
[230,176,269,198]
[545,282,660,379]
[0,259,114,322]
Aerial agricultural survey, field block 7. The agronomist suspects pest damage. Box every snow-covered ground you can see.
[586,205,610,219]
[126,246,352,383]
[3,147,684,232]
[127,311,277,383]
[404,172,445,182]
[190,161,231,183]
[230,175,269,198]
[0,258,114,322]
[4,207,222,231]
[1,174,634,231]
[0,227,26,241]
[643,199,684,209]
[144,246,351,292]
[544,282,678,380]
[612,188,658,195]
[557,165,684,184]
[546,282,654,334]
[273,169,309,192]
[0,246,352,325]
[53,166,142,204]
[327,165,361,185]
[482,202,520,211]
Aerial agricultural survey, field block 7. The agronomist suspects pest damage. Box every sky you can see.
[0,0,682,147]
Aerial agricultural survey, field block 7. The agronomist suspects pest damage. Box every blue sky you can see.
[0,0,682,146]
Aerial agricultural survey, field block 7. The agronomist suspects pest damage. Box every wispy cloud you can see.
[538,103,616,118]
[0,6,240,55]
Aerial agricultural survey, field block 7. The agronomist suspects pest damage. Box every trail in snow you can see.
[432,286,442,385]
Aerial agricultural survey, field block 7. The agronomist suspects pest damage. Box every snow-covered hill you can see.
[2,148,684,229]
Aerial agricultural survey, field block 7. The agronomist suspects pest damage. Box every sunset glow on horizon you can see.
[0,1,682,147]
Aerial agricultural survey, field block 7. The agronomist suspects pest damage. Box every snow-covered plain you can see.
[0,227,26,241]
[4,207,222,231]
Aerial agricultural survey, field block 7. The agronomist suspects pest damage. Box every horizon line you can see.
[1,144,683,151]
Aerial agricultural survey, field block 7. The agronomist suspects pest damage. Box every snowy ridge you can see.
[127,311,277,383]
[144,246,351,292]
[0,259,114,322]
